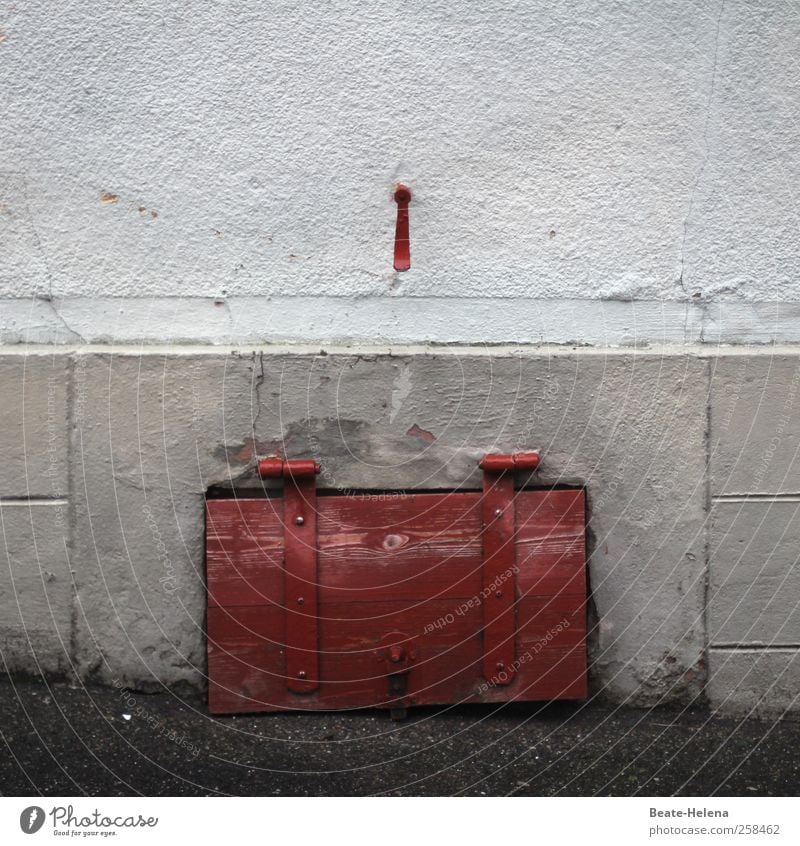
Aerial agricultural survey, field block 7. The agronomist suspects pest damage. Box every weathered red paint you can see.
[206,454,586,715]
[393,185,412,272]
[480,464,517,685]
[406,423,436,442]
[479,452,541,473]
[282,467,320,693]
[257,457,320,479]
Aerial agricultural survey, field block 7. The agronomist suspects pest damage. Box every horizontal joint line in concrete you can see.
[0,498,69,507]
[710,644,800,652]
[711,494,800,503]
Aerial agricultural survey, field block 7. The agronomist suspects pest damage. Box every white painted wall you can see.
[1,1,799,344]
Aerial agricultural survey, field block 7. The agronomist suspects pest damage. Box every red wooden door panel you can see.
[206,488,586,714]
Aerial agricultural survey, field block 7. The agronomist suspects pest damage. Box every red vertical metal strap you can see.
[393,185,411,272]
[481,468,517,685]
[283,468,319,694]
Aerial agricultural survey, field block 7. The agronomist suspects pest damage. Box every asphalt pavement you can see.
[0,677,797,796]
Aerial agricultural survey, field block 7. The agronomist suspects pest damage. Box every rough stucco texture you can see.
[1,0,798,342]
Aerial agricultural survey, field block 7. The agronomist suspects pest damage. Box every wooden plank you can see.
[515,489,586,597]
[208,595,586,713]
[207,490,585,606]
[206,499,284,608]
[316,492,483,603]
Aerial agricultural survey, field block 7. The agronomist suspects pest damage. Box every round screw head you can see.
[296,597,305,605]
[294,516,305,526]
[297,670,307,679]
[496,662,505,672]
[495,590,503,599]
[494,508,502,518]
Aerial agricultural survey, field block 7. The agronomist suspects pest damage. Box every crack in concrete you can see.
[110,473,146,492]
[66,353,79,683]
[677,0,726,302]
[0,171,54,300]
[702,355,713,700]
[39,298,86,343]
[252,350,265,436]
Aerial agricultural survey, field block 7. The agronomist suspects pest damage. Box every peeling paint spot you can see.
[151,210,159,219]
[390,364,412,422]
[0,30,7,44]
[406,423,436,443]
[100,191,120,204]
[549,229,556,239]
[138,206,146,214]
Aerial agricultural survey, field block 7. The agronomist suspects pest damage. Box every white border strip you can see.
[4,297,800,346]
[2,797,798,843]
[0,296,708,345]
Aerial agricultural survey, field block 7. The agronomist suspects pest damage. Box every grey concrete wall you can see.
[2,344,796,715]
[708,354,800,715]
[2,1,800,345]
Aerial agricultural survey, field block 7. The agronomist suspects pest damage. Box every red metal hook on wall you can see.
[393,185,412,272]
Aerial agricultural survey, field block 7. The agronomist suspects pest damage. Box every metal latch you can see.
[375,631,418,720]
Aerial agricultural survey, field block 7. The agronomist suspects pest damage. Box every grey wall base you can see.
[1,345,798,716]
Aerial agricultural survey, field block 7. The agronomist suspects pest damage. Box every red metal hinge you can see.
[479,451,541,686]
[393,185,412,272]
[258,457,321,693]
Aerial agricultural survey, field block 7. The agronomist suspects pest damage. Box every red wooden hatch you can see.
[206,452,587,716]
